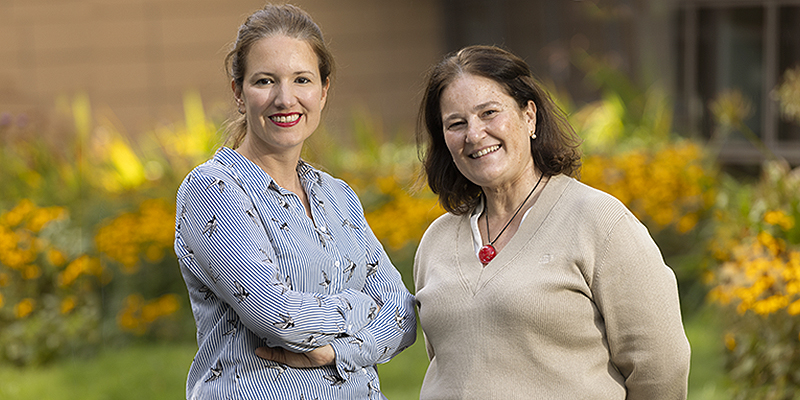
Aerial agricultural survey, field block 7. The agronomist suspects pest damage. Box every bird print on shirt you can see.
[319,271,330,291]
[367,380,380,399]
[177,204,187,230]
[233,281,249,303]
[199,285,215,300]
[207,263,221,283]
[245,207,259,226]
[316,228,333,248]
[205,360,222,382]
[394,307,407,330]
[267,363,287,380]
[323,374,345,387]
[368,305,378,320]
[312,170,323,185]
[343,258,356,282]
[302,334,319,346]
[272,272,292,295]
[178,242,194,262]
[366,261,379,278]
[206,177,226,193]
[270,217,289,231]
[341,218,358,230]
[259,248,272,264]
[223,319,237,336]
[274,313,295,329]
[349,337,364,350]
[277,196,289,209]
[202,216,217,237]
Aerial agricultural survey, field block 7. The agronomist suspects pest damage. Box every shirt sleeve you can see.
[593,212,691,399]
[176,168,378,352]
[326,183,417,378]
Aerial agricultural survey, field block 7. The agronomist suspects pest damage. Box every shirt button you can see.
[334,260,340,268]
[320,225,327,232]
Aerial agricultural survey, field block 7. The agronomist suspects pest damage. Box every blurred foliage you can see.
[705,160,800,399]
[773,67,800,125]
[701,67,800,399]
[0,200,101,366]
[0,91,218,365]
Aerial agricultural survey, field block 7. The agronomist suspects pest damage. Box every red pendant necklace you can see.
[479,174,544,264]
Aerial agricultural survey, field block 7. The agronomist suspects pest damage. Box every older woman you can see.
[413,45,690,399]
[173,4,415,400]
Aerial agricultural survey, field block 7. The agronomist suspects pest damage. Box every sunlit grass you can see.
[686,305,733,400]
[0,342,192,400]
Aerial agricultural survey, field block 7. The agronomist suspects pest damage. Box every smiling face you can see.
[234,34,329,158]
[440,73,537,190]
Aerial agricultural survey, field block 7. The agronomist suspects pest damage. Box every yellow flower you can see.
[14,298,35,319]
[724,333,737,351]
[155,293,180,316]
[677,213,699,234]
[2,199,35,227]
[59,255,103,287]
[752,295,788,316]
[117,294,145,334]
[701,270,715,285]
[25,206,66,233]
[60,296,76,314]
[788,299,800,316]
[763,209,795,231]
[757,231,783,256]
[21,264,41,280]
[47,249,67,267]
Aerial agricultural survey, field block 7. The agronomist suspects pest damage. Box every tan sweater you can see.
[414,174,690,400]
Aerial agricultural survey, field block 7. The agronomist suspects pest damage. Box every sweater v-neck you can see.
[456,174,571,295]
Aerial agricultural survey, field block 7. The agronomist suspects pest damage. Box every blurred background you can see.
[1,0,799,399]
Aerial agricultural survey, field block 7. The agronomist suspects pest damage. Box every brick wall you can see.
[0,0,443,137]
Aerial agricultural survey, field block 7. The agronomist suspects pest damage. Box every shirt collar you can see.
[213,147,323,193]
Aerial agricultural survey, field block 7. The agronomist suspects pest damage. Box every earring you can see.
[530,130,537,140]
[237,100,245,115]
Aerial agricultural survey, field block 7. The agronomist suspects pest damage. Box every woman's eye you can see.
[296,77,311,84]
[482,109,497,117]
[255,78,273,85]
[446,121,465,130]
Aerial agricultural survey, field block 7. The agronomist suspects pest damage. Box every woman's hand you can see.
[255,344,336,368]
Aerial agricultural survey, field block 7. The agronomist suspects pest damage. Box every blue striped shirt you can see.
[174,147,416,400]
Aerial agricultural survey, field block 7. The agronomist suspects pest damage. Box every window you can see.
[676,1,800,165]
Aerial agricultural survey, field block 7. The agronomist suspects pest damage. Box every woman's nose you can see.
[464,118,484,143]
[273,83,297,108]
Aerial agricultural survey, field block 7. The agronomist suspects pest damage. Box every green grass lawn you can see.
[0,309,728,400]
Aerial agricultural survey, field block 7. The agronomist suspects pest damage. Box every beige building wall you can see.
[0,0,443,138]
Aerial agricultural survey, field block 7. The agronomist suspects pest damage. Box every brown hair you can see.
[416,45,582,215]
[223,3,334,148]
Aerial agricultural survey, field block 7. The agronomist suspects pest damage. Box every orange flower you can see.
[14,298,35,319]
